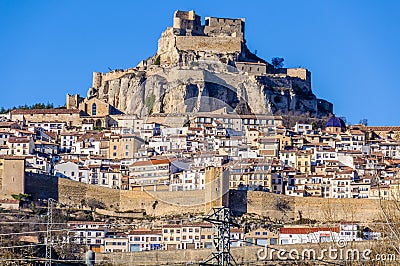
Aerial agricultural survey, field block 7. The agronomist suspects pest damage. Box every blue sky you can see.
[0,0,399,125]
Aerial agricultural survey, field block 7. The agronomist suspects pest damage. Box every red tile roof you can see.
[128,229,162,235]
[8,137,30,143]
[11,108,80,115]
[67,221,108,225]
[280,227,340,234]
[131,158,174,167]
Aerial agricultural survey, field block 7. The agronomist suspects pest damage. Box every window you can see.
[92,103,97,116]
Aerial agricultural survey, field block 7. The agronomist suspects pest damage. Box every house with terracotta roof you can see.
[67,221,109,250]
[10,108,81,127]
[0,130,12,146]
[74,133,103,156]
[170,167,205,191]
[6,136,34,156]
[127,228,163,252]
[25,155,52,174]
[129,157,186,188]
[230,228,244,247]
[28,121,66,135]
[104,232,129,253]
[279,226,340,245]
[294,123,313,134]
[0,121,21,130]
[162,224,183,250]
[60,132,82,153]
[245,228,278,246]
[0,199,20,210]
[34,140,59,156]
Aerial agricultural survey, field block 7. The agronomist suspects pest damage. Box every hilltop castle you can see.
[67,10,333,118]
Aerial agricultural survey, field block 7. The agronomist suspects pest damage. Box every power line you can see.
[0,228,68,236]
[0,221,67,225]
[0,243,46,250]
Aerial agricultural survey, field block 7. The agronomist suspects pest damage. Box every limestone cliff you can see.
[79,10,333,117]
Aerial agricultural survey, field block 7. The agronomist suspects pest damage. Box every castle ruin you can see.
[68,10,333,118]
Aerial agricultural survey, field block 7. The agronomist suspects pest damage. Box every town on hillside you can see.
[0,104,395,257]
[0,9,398,265]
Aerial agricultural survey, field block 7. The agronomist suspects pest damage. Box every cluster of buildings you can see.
[65,220,379,253]
[66,221,244,253]
[1,98,400,200]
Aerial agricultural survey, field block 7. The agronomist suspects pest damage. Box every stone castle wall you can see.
[92,69,137,89]
[25,174,387,223]
[204,17,244,38]
[245,191,384,223]
[176,36,242,54]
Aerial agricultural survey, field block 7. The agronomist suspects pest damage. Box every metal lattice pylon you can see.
[201,207,238,266]
[45,198,56,266]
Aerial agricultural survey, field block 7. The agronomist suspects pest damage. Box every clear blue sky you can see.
[1,0,399,125]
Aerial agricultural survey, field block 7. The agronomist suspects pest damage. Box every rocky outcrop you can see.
[83,10,332,118]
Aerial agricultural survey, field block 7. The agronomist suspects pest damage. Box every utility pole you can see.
[201,207,238,266]
[45,198,56,266]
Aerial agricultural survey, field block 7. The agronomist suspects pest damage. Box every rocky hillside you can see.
[84,10,332,117]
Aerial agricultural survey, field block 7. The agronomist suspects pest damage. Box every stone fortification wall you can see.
[26,175,387,223]
[286,68,311,81]
[92,69,137,89]
[204,17,244,38]
[25,174,206,216]
[176,36,242,54]
[244,191,384,223]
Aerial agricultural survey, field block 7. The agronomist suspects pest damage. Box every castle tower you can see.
[0,156,25,196]
[204,166,230,212]
[173,10,203,36]
[92,72,103,88]
[66,94,83,109]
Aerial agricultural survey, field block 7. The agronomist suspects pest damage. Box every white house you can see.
[279,227,340,245]
[54,161,89,183]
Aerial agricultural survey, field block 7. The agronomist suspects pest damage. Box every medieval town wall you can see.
[25,175,386,223]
